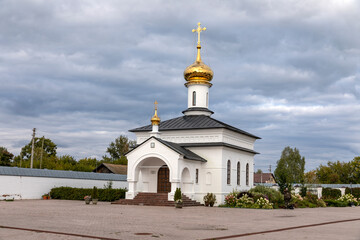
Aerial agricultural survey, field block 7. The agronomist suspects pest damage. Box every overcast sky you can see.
[0,0,359,171]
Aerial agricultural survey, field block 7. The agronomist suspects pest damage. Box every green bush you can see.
[324,199,348,207]
[345,188,360,198]
[249,186,284,208]
[92,186,98,199]
[50,187,127,202]
[322,188,341,199]
[305,192,318,204]
[174,188,182,202]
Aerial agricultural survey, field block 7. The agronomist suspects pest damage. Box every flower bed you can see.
[221,186,360,209]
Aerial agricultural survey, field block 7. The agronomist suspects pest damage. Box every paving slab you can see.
[0,200,359,240]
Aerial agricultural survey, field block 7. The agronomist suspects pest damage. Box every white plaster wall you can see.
[136,129,257,152]
[0,175,128,200]
[185,146,223,204]
[221,148,255,203]
[187,84,209,109]
[126,138,181,199]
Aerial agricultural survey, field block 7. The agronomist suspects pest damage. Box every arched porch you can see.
[126,155,179,200]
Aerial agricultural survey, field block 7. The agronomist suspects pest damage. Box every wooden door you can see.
[157,166,171,193]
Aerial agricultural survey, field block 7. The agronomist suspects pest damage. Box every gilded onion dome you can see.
[184,22,213,87]
[151,101,160,126]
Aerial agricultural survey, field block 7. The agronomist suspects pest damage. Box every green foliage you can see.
[0,147,14,166]
[316,159,357,184]
[224,190,238,207]
[50,187,127,202]
[337,194,359,206]
[203,193,216,206]
[290,193,325,208]
[254,197,273,209]
[106,135,136,161]
[21,137,57,160]
[322,188,341,199]
[104,181,113,189]
[324,199,348,207]
[300,185,307,197]
[345,188,360,198]
[304,170,318,184]
[274,146,305,193]
[236,194,254,208]
[249,185,284,208]
[174,188,182,201]
[92,186,98,199]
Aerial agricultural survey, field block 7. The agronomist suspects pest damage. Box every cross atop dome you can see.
[183,22,214,116]
[192,22,206,47]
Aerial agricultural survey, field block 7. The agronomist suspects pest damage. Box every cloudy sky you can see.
[0,0,359,171]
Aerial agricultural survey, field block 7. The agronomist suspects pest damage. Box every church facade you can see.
[125,23,260,204]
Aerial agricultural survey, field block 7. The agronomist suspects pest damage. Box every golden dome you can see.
[151,101,160,126]
[184,23,213,87]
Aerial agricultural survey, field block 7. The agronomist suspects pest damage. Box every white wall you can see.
[0,175,128,200]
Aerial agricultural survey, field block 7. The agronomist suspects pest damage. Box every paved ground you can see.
[0,200,360,240]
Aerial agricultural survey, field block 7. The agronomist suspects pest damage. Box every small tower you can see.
[150,101,161,137]
[183,22,214,116]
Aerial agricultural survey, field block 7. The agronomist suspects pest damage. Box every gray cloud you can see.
[0,0,359,171]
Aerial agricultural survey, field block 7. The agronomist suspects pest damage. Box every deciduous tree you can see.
[106,135,135,161]
[274,146,305,193]
[0,147,14,166]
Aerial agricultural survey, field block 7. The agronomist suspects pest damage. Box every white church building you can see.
[125,23,260,205]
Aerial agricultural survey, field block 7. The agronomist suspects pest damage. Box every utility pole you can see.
[30,128,36,169]
[40,136,44,169]
[268,164,272,173]
[20,151,23,168]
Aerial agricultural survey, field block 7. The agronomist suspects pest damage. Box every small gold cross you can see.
[192,22,206,45]
[154,101,158,111]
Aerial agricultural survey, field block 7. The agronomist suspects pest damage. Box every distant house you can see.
[93,163,127,175]
[254,173,276,184]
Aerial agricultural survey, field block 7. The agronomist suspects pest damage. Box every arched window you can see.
[246,163,249,186]
[192,91,196,106]
[237,162,240,185]
[227,160,231,185]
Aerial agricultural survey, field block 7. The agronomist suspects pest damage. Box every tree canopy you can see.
[274,146,305,193]
[106,135,136,161]
[0,147,14,166]
[20,137,57,160]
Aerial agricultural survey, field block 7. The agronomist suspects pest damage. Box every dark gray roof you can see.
[182,107,214,115]
[129,115,260,139]
[180,142,259,155]
[127,137,206,162]
[156,138,207,162]
[0,166,127,181]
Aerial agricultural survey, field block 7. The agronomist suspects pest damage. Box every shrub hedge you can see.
[50,187,127,201]
[322,188,341,199]
[345,188,360,198]
[324,199,348,207]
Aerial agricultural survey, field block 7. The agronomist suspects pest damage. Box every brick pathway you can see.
[0,200,360,240]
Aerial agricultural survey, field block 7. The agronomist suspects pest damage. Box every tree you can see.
[350,156,360,183]
[316,159,358,184]
[304,170,318,184]
[274,146,305,193]
[0,147,14,166]
[256,169,263,174]
[20,137,57,160]
[106,135,136,161]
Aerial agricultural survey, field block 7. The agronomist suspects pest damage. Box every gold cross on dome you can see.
[154,100,158,111]
[192,22,206,45]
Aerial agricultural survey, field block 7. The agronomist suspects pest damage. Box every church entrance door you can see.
[157,165,171,193]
